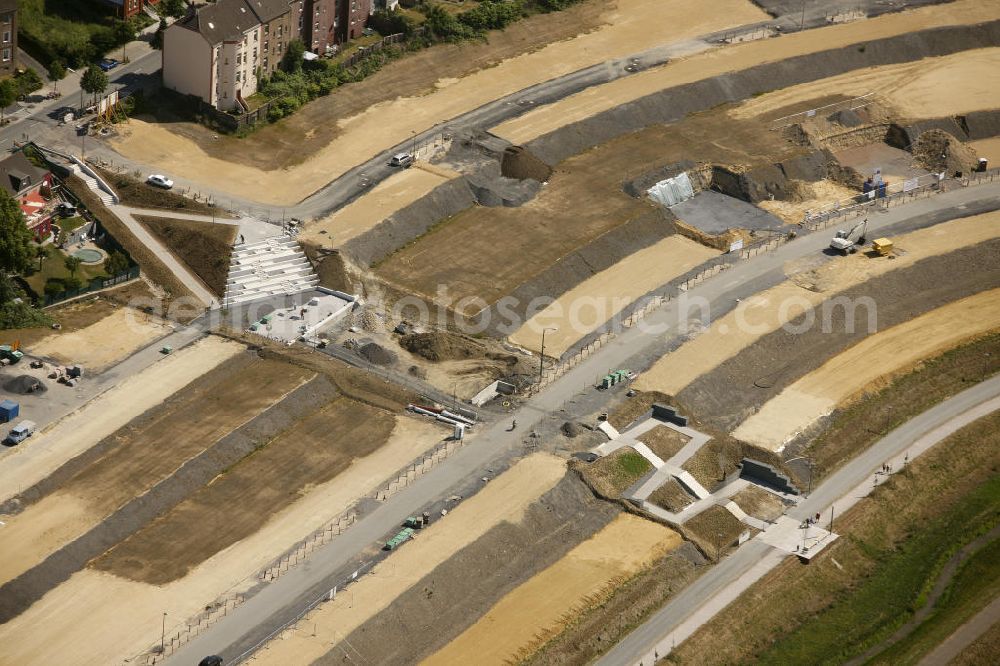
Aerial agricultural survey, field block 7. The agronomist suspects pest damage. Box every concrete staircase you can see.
[222,236,319,308]
[69,164,115,206]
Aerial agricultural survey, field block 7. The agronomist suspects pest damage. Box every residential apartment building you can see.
[164,0,298,111]
[164,0,375,111]
[0,0,17,78]
[299,0,373,56]
[0,151,55,241]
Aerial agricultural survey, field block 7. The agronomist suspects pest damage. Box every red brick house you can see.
[104,0,160,20]
[0,152,55,241]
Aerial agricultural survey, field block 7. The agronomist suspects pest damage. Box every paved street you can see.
[166,182,1000,664]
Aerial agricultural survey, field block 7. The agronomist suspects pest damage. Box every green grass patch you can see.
[755,475,1000,665]
[18,0,144,68]
[579,447,653,498]
[60,216,87,234]
[868,535,1000,665]
[22,245,108,298]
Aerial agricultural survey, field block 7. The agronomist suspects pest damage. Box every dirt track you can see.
[734,289,1000,450]
[730,47,1000,121]
[495,0,1000,144]
[92,394,395,584]
[110,0,764,205]
[635,212,1000,396]
[29,307,173,372]
[0,355,311,589]
[677,240,1000,432]
[423,514,680,665]
[376,102,799,315]
[0,336,244,508]
[0,415,446,666]
[510,235,719,355]
[249,453,568,665]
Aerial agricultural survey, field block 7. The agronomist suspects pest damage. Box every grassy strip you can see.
[805,331,1000,478]
[755,474,1000,665]
[135,216,236,297]
[64,175,200,320]
[667,411,1000,665]
[579,447,653,497]
[868,535,1000,664]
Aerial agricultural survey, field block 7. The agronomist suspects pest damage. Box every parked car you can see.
[5,420,36,446]
[147,174,174,189]
[98,58,120,72]
[56,202,77,217]
[390,152,414,168]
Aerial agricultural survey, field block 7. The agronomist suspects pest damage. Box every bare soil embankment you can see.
[677,240,1000,433]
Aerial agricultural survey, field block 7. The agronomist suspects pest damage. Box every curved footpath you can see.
[163,183,1000,665]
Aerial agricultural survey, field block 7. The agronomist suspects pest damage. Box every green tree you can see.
[35,245,47,272]
[151,18,168,50]
[161,0,188,18]
[14,69,44,98]
[64,255,82,278]
[104,250,130,276]
[0,189,32,275]
[0,78,16,124]
[80,65,109,107]
[280,39,306,74]
[47,60,66,93]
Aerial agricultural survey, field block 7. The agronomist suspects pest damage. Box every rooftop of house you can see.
[245,0,292,24]
[0,0,17,14]
[178,0,270,44]
[0,152,49,199]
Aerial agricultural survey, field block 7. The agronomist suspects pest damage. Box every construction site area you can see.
[2,0,1000,665]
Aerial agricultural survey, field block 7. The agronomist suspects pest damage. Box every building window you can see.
[2,32,9,43]
[2,48,9,62]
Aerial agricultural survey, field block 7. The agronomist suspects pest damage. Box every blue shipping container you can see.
[0,399,19,423]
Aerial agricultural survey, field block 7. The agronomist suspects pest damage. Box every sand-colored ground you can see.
[509,235,720,355]
[109,0,765,205]
[731,48,1000,122]
[635,211,1000,396]
[0,357,311,587]
[300,165,459,247]
[422,514,681,666]
[757,180,860,225]
[247,453,568,666]
[495,0,1000,144]
[0,336,244,507]
[969,137,1000,162]
[733,289,1000,450]
[0,416,446,666]
[28,307,173,372]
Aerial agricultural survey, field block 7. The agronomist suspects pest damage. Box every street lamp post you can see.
[160,612,167,654]
[539,327,557,385]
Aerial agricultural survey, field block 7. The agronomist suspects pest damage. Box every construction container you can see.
[872,238,894,256]
[384,527,415,550]
[0,399,19,423]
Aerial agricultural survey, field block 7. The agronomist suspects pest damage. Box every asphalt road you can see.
[600,374,1000,666]
[165,182,1000,665]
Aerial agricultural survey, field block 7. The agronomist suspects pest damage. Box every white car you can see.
[147,174,174,189]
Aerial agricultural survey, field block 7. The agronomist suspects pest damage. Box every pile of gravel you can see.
[359,342,397,366]
[3,375,45,395]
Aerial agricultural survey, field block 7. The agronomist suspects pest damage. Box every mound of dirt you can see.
[359,342,397,366]
[561,421,580,438]
[399,331,489,362]
[827,108,864,127]
[911,130,978,175]
[3,375,46,395]
[501,146,553,182]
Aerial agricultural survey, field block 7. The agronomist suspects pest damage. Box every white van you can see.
[390,152,414,168]
[5,420,36,445]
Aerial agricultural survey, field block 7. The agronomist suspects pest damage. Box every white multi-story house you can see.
[163,0,296,112]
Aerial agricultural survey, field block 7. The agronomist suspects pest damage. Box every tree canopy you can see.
[81,65,109,104]
[0,189,33,275]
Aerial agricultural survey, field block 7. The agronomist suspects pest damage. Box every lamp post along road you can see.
[539,327,558,385]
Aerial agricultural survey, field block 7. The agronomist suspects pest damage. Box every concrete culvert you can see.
[501,146,553,182]
[359,342,397,366]
[4,375,46,395]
